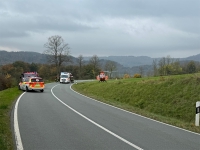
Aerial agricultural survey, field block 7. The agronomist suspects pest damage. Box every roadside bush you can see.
[123,74,130,79]
[133,73,142,78]
[0,75,12,91]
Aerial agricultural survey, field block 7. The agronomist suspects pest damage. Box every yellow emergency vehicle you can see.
[18,72,45,92]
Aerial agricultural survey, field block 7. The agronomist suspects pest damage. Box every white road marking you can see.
[14,92,25,150]
[51,84,143,150]
[70,84,200,136]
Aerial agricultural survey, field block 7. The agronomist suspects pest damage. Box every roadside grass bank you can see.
[72,74,200,133]
[0,87,22,150]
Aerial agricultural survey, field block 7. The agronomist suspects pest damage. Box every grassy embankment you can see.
[72,74,200,133]
[0,87,22,150]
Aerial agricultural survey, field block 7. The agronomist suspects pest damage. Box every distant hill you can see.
[1,50,200,67]
[84,56,154,67]
[0,50,47,65]
[0,50,77,65]
[85,55,200,67]
[100,56,154,67]
[183,54,200,62]
[1,50,200,77]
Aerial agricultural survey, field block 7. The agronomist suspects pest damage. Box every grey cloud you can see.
[0,0,199,58]
[0,30,28,39]
[78,0,200,17]
[0,13,96,40]
[34,16,97,32]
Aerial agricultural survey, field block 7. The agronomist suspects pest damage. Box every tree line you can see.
[0,56,199,91]
[0,59,94,91]
[151,55,200,76]
[0,57,117,91]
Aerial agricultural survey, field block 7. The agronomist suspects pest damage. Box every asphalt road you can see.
[14,82,200,150]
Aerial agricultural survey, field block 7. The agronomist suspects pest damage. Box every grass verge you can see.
[72,74,200,133]
[0,87,22,150]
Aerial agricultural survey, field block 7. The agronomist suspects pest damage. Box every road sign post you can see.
[195,101,200,126]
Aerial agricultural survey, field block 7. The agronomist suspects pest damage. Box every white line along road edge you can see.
[71,83,200,136]
[14,92,25,150]
[51,84,143,150]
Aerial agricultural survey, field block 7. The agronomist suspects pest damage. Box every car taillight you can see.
[40,82,44,86]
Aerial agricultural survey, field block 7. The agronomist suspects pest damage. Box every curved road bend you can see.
[14,82,200,150]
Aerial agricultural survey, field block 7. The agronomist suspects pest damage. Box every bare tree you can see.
[77,54,84,79]
[138,66,144,77]
[44,35,70,78]
[158,57,166,75]
[89,55,100,79]
[187,61,196,73]
[171,59,182,75]
[165,55,174,75]
[166,55,172,65]
[104,60,117,78]
[152,59,158,76]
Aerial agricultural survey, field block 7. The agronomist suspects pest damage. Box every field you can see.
[72,74,200,133]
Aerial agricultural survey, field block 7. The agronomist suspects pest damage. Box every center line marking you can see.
[51,84,143,150]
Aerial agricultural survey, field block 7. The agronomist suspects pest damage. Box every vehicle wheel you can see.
[26,86,29,92]
[18,85,21,90]
[40,89,44,92]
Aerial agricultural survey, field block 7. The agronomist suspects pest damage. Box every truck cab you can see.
[60,72,70,83]
[60,72,74,83]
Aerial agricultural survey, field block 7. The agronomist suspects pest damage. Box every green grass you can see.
[72,74,200,133]
[0,87,22,150]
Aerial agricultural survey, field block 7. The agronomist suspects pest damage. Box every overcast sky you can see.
[0,0,199,58]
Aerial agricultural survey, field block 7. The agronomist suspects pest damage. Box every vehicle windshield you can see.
[31,78,43,82]
[24,73,37,77]
[61,75,68,78]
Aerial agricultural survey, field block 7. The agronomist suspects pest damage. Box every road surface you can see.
[13,82,200,150]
